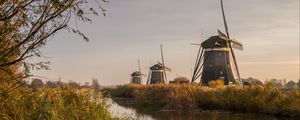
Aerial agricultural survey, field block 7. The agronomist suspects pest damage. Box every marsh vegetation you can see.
[105,83,300,118]
[0,86,125,120]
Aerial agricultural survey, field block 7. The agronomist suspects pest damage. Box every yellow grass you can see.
[107,84,300,118]
[0,86,128,120]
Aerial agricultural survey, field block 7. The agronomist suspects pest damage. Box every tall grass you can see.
[107,84,300,118]
[0,87,118,120]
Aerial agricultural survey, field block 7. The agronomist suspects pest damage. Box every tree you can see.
[31,78,44,89]
[46,81,57,88]
[91,78,100,91]
[0,0,106,92]
[82,82,90,88]
[68,80,80,88]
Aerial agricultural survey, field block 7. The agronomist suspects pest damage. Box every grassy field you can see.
[104,83,300,118]
[0,86,128,120]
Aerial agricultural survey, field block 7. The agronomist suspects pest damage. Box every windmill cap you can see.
[131,71,141,76]
[150,64,165,70]
[201,35,229,49]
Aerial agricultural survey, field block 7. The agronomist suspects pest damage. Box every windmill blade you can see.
[218,30,243,50]
[163,66,172,72]
[219,0,241,85]
[158,61,172,71]
[190,43,202,46]
[218,30,228,39]
[228,43,241,84]
[141,73,147,77]
[229,39,243,50]
[160,44,168,83]
[138,59,142,73]
[220,0,230,38]
[146,71,151,85]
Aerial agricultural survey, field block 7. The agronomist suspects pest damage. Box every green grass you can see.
[106,84,300,118]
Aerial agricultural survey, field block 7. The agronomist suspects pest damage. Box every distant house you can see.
[241,77,263,86]
[169,76,190,84]
[285,81,297,89]
[267,79,284,88]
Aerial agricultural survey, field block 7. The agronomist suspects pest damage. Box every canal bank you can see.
[107,98,292,120]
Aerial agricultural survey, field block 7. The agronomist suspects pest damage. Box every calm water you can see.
[107,98,293,120]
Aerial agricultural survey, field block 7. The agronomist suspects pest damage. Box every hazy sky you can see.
[32,0,299,85]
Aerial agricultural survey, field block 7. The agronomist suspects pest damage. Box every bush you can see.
[109,84,143,98]
[208,80,224,89]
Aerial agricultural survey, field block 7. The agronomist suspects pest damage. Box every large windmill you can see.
[130,59,146,84]
[146,45,171,84]
[191,0,243,86]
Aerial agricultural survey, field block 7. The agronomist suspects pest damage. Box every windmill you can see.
[130,59,146,84]
[191,0,243,86]
[146,45,171,84]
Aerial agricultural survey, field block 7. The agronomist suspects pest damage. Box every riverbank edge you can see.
[102,84,300,118]
[110,97,293,120]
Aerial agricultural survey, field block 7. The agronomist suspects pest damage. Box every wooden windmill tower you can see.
[130,59,145,84]
[146,45,171,84]
[191,0,243,86]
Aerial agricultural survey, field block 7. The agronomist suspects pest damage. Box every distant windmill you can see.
[191,0,243,86]
[146,45,171,84]
[130,59,146,84]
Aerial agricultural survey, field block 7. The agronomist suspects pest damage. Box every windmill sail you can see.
[190,0,243,86]
[147,45,171,84]
[231,39,243,50]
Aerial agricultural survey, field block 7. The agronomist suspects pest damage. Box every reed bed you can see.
[0,87,125,120]
[107,84,300,118]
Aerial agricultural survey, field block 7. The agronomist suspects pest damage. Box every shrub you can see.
[208,80,224,89]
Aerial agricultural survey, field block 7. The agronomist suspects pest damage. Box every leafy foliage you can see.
[208,80,224,89]
[0,0,106,94]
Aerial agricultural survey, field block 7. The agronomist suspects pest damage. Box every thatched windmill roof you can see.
[150,62,171,71]
[131,71,141,76]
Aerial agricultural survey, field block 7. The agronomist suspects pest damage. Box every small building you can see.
[169,76,190,84]
[285,81,297,89]
[242,77,263,86]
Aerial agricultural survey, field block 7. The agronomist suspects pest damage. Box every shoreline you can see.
[103,84,300,118]
[110,97,293,120]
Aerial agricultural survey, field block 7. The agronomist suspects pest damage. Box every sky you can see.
[32,0,299,85]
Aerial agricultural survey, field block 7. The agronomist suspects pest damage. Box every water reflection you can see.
[107,98,291,120]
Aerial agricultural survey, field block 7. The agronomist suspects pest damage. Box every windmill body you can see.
[200,35,235,85]
[147,63,171,84]
[191,0,243,86]
[130,71,142,84]
[146,45,171,85]
[148,64,165,84]
[191,31,243,85]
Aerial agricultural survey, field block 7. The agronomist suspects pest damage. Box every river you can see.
[106,98,292,120]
